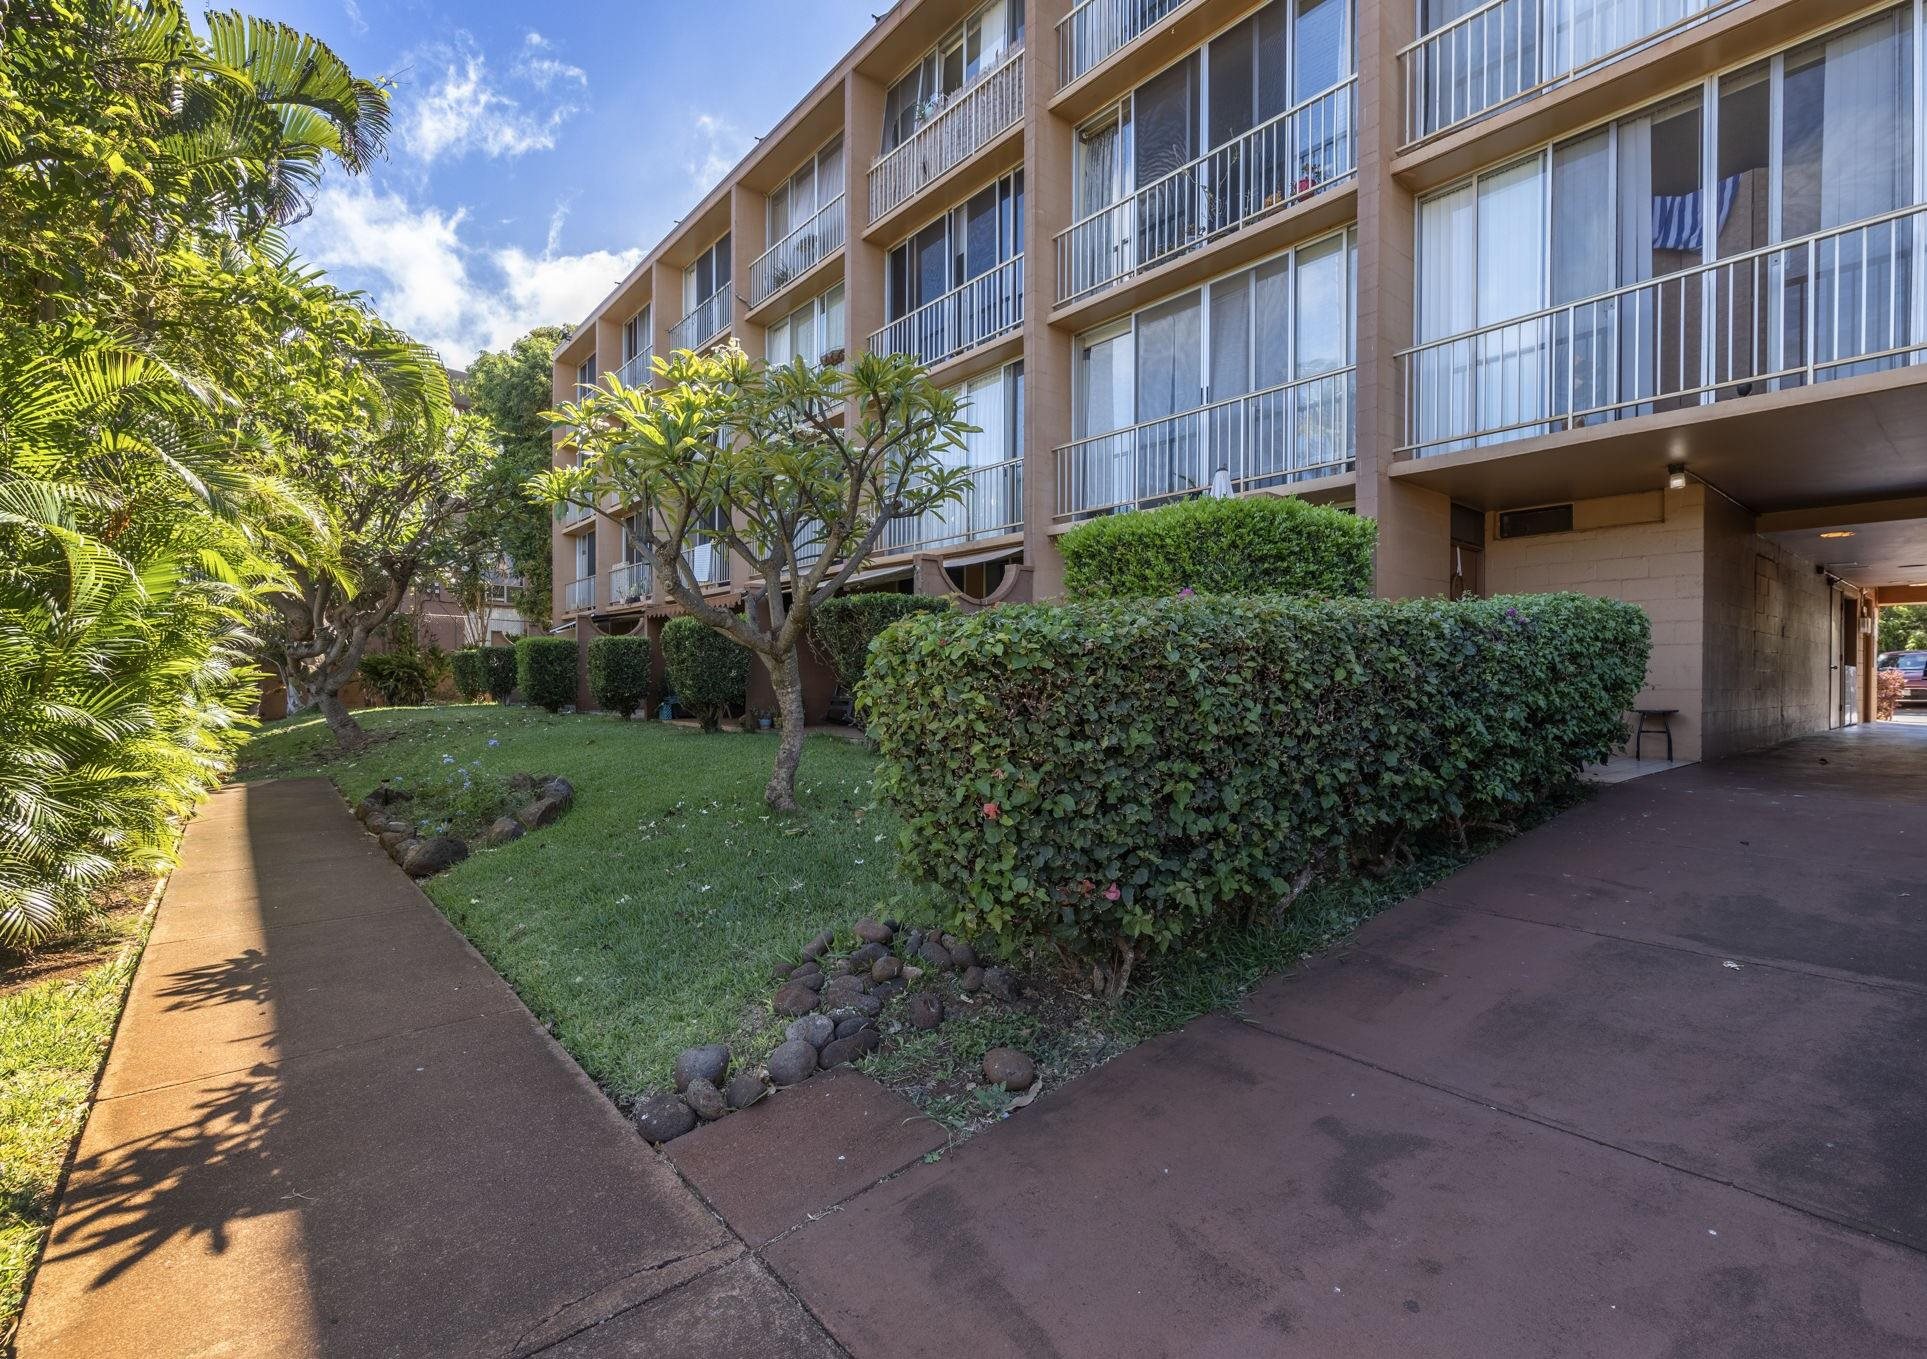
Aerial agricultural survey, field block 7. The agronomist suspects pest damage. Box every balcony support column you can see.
[1025,0,1074,599]
[1354,0,1448,598]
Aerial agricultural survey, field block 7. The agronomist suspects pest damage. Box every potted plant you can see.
[657,693,678,722]
[755,709,776,731]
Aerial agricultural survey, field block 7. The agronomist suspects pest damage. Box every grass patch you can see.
[238,705,903,1098]
[1,886,150,1351]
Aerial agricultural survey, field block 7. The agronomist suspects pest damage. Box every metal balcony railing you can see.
[563,576,594,613]
[1057,0,1193,88]
[880,458,1024,554]
[1054,368,1355,520]
[1400,0,1736,146]
[607,560,652,607]
[559,498,595,528]
[680,539,731,588]
[669,290,729,352]
[613,348,654,387]
[1056,78,1355,304]
[1399,204,1927,455]
[868,256,1023,367]
[750,195,846,307]
[869,49,1024,222]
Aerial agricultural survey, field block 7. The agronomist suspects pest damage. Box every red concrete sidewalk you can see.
[16,778,841,1359]
[760,723,1927,1357]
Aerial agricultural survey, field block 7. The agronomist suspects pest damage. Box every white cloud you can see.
[518,32,587,90]
[299,181,640,365]
[342,0,367,35]
[685,112,751,194]
[404,37,581,162]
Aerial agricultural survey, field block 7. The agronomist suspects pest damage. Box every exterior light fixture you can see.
[1819,530,1856,540]
[1666,463,1688,490]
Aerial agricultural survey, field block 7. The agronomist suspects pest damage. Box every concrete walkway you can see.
[762,723,1927,1357]
[17,778,841,1359]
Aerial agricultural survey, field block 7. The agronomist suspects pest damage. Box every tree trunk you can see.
[763,648,807,812]
[318,686,366,745]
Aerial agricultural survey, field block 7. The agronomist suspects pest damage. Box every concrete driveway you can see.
[763,723,1927,1357]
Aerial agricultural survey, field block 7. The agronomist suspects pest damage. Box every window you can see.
[684,234,732,313]
[765,284,846,367]
[574,530,596,580]
[770,137,844,240]
[885,172,1024,320]
[576,354,596,391]
[889,361,1024,551]
[622,306,650,362]
[881,0,1025,153]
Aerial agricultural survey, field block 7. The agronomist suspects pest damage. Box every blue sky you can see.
[253,1,878,364]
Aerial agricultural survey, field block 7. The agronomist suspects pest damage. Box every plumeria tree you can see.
[536,345,975,811]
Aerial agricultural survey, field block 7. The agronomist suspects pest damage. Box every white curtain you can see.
[1417,181,1477,449]
[1820,17,1909,228]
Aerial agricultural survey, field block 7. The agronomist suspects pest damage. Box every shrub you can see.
[808,593,951,691]
[662,617,750,732]
[358,649,444,706]
[1876,667,1907,721]
[449,648,487,701]
[481,644,518,700]
[589,634,657,718]
[863,593,1650,997]
[1059,495,1376,600]
[516,636,577,713]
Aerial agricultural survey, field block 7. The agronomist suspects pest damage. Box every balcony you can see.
[880,458,1024,555]
[868,256,1023,368]
[1398,205,1927,457]
[613,348,654,387]
[869,49,1024,223]
[1054,368,1355,520]
[607,559,652,607]
[1057,0,1193,89]
[563,576,594,613]
[559,498,595,529]
[1400,0,1738,147]
[669,290,729,352]
[681,539,731,589]
[1056,78,1355,305]
[750,195,845,308]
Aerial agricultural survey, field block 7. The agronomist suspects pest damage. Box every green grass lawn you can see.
[239,703,1552,1128]
[239,705,905,1097]
[1,899,149,1352]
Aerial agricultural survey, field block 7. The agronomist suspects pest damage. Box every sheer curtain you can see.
[1417,181,1477,448]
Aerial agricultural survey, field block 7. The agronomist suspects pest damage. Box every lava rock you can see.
[917,938,954,970]
[825,958,853,977]
[378,829,411,853]
[906,992,945,1030]
[982,1047,1036,1091]
[766,1039,819,1086]
[507,772,538,795]
[367,784,413,808]
[771,982,820,1017]
[792,971,826,992]
[724,1070,768,1110]
[633,1093,698,1143]
[960,965,985,993]
[801,929,834,960]
[483,816,525,847]
[832,992,881,1018]
[853,918,894,945]
[391,837,421,865]
[673,1043,730,1092]
[541,776,575,809]
[403,835,469,878]
[822,975,871,998]
[982,966,1020,1003]
[947,942,978,970]
[682,1076,728,1121]
[899,965,924,984]
[849,942,888,968]
[785,1014,835,1048]
[902,929,924,956]
[770,960,796,981]
[832,1014,869,1040]
[790,959,822,980]
[871,979,905,1003]
[515,795,565,830]
[818,1027,880,1068]
[871,956,902,983]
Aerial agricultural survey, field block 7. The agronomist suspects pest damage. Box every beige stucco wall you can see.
[1699,490,1833,760]
[1484,485,1708,761]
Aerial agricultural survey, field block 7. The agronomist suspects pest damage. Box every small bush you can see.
[661,616,750,732]
[481,644,518,700]
[863,593,1649,996]
[808,593,951,691]
[449,649,487,701]
[516,636,577,713]
[358,649,444,706]
[1876,667,1907,721]
[1059,495,1376,600]
[589,634,656,718]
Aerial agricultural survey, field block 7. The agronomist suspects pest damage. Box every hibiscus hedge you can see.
[862,593,1649,995]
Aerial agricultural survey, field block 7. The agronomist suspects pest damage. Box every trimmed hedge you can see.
[661,616,750,732]
[481,644,518,700]
[1059,495,1376,600]
[808,593,951,691]
[516,636,577,713]
[589,634,656,718]
[449,648,487,701]
[863,593,1649,994]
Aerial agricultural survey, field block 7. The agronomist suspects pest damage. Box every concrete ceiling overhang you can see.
[1388,364,1927,520]
[1758,499,1927,591]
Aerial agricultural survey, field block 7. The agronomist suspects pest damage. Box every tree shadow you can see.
[154,948,270,1011]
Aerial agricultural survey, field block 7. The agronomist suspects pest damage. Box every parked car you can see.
[1877,651,1927,705]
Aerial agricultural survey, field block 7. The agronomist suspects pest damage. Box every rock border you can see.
[350,772,575,878]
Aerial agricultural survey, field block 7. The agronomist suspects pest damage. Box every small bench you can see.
[1633,708,1678,760]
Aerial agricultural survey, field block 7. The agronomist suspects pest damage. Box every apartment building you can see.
[554,0,1927,758]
